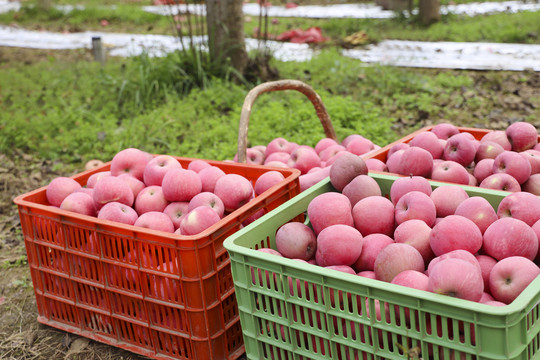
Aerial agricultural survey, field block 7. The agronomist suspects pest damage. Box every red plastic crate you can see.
[14,156,301,360]
[364,125,540,185]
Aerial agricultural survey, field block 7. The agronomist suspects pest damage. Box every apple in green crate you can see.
[431,160,470,185]
[489,256,540,304]
[275,222,317,261]
[374,243,424,283]
[315,224,363,267]
[475,254,498,291]
[479,172,521,192]
[427,258,484,302]
[353,196,395,236]
[342,174,382,207]
[492,151,531,184]
[394,191,437,227]
[473,158,495,183]
[430,185,469,218]
[523,174,540,195]
[307,192,354,234]
[353,233,394,272]
[429,215,483,256]
[329,152,368,192]
[454,196,498,234]
[393,219,434,264]
[521,149,540,174]
[389,175,432,205]
[97,201,139,225]
[134,185,168,215]
[497,191,540,226]
[46,176,82,207]
[482,218,538,261]
[143,154,182,186]
[426,250,481,276]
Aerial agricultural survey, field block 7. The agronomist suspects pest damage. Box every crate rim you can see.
[223,171,539,317]
[13,156,301,242]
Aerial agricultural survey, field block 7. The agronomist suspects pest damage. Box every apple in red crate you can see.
[395,191,437,227]
[430,123,460,140]
[521,149,540,175]
[264,151,290,165]
[265,137,293,157]
[353,196,395,237]
[198,166,226,193]
[353,233,393,272]
[134,185,168,215]
[430,160,470,185]
[93,176,134,209]
[506,121,538,152]
[329,152,368,192]
[97,201,138,225]
[427,258,484,302]
[180,206,221,235]
[86,171,111,188]
[342,174,382,207]
[315,224,363,267]
[389,176,432,205]
[275,222,317,261]
[109,148,153,181]
[319,144,346,162]
[46,176,82,207]
[429,215,482,256]
[443,133,477,167]
[365,158,387,172]
[85,159,104,171]
[489,256,540,304]
[163,201,189,229]
[213,173,254,213]
[479,173,521,192]
[454,196,498,234]
[492,151,531,185]
[143,154,182,186]
[430,185,469,218]
[475,141,505,162]
[385,148,404,174]
[236,148,265,165]
[60,191,96,217]
[162,168,202,202]
[288,146,321,174]
[374,243,424,283]
[315,138,339,155]
[307,192,353,234]
[483,218,538,261]
[397,146,433,177]
[254,171,285,196]
[117,173,145,199]
[393,219,433,264]
[187,192,225,218]
[409,131,444,159]
[134,211,175,233]
[497,191,540,226]
[187,159,212,173]
[481,130,511,151]
[345,137,375,156]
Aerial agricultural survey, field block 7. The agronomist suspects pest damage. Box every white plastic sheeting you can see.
[141,1,540,18]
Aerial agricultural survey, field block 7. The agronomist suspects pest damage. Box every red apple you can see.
[60,192,96,216]
[134,211,175,233]
[353,233,394,272]
[374,243,424,282]
[143,155,182,186]
[395,191,437,227]
[110,148,152,181]
[443,133,476,167]
[430,123,460,140]
[473,158,495,184]
[454,196,497,234]
[483,217,538,261]
[288,146,321,174]
[134,185,168,215]
[429,215,482,256]
[46,176,82,207]
[389,175,432,205]
[394,219,434,264]
[492,151,531,185]
[315,224,363,267]
[188,191,225,218]
[97,201,138,225]
[489,256,540,304]
[93,176,134,209]
[430,185,469,218]
[409,131,444,159]
[117,173,145,199]
[479,173,521,192]
[497,191,540,226]
[214,173,254,213]
[179,206,221,235]
[475,141,505,162]
[198,166,226,193]
[163,201,189,229]
[481,130,511,151]
[342,174,382,207]
[430,160,470,185]
[506,121,538,152]
[162,168,202,202]
[397,146,433,177]
[352,195,395,236]
[275,222,317,261]
[329,152,368,192]
[307,192,353,235]
[254,171,285,196]
[427,258,484,302]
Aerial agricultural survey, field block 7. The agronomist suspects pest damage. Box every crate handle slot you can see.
[237,79,338,163]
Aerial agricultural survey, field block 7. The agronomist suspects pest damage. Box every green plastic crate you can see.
[224,172,540,360]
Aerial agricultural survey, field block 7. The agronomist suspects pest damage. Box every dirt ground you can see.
[1,47,540,359]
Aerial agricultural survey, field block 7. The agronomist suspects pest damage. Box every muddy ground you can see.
[1,47,539,359]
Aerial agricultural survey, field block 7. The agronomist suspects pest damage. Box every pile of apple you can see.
[233,134,383,191]
[258,152,540,308]
[379,121,540,194]
[45,148,290,236]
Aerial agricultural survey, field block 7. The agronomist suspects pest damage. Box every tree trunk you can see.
[418,0,440,25]
[205,0,248,75]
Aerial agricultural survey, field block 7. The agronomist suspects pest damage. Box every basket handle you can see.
[237,79,338,163]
